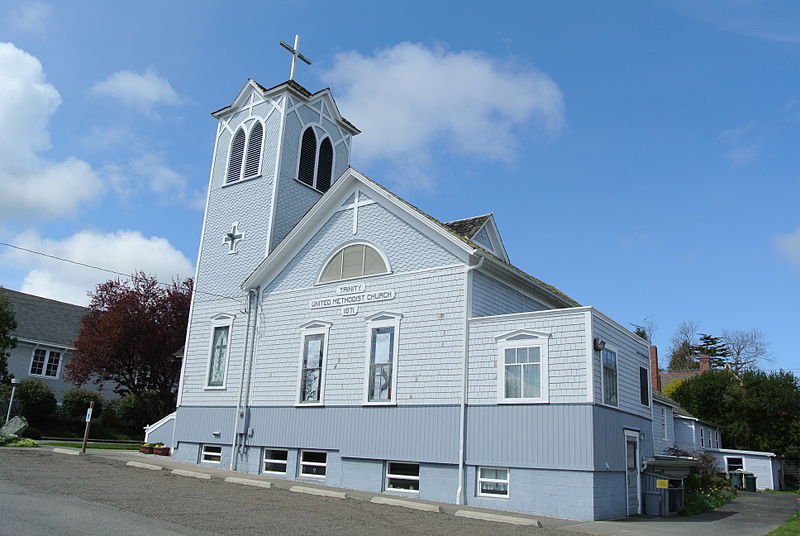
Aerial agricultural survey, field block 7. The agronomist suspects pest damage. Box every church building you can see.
[159,49,657,520]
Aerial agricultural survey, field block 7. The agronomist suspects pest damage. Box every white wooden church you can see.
[150,41,667,521]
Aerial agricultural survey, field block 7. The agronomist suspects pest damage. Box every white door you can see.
[625,434,640,515]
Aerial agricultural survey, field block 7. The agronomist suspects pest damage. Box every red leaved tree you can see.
[67,272,192,423]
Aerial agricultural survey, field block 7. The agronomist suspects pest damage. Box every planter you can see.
[139,445,154,454]
[153,446,171,456]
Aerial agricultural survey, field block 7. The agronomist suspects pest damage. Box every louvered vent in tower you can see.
[227,128,246,183]
[317,137,333,192]
[244,122,263,178]
[298,127,317,186]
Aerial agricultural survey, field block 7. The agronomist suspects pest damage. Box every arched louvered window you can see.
[243,122,263,178]
[298,127,317,187]
[319,244,389,283]
[227,128,246,183]
[317,137,333,193]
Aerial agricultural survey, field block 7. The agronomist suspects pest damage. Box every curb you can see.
[289,485,347,499]
[455,509,543,527]
[52,448,81,456]
[370,496,442,513]
[224,476,272,489]
[171,468,212,480]
[126,461,163,471]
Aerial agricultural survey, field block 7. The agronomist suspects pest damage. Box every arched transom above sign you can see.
[318,243,390,284]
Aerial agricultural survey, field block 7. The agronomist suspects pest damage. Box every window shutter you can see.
[227,129,246,183]
[243,122,263,178]
[317,137,333,192]
[298,127,317,186]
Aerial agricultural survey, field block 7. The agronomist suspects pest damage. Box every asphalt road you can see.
[0,449,579,536]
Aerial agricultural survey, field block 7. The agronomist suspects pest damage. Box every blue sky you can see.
[0,1,797,373]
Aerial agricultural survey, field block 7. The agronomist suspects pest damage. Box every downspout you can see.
[456,255,484,504]
[230,288,258,470]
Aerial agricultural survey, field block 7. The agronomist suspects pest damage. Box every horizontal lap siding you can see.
[591,314,651,419]
[652,403,675,455]
[471,271,548,317]
[674,418,695,449]
[468,310,589,404]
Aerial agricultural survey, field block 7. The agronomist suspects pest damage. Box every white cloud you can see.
[719,126,760,165]
[321,42,564,190]
[672,1,800,44]
[3,229,194,305]
[0,42,103,220]
[774,227,800,268]
[10,1,52,37]
[90,67,182,114]
[133,153,187,197]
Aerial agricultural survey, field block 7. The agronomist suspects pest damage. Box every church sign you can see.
[310,288,395,310]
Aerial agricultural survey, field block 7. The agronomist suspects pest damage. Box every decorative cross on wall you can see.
[279,34,312,81]
[337,190,375,235]
[224,222,244,254]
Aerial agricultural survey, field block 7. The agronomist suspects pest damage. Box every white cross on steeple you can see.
[224,222,244,254]
[337,190,375,234]
[280,34,312,81]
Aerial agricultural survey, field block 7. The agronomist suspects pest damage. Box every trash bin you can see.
[743,473,757,492]
[729,471,743,490]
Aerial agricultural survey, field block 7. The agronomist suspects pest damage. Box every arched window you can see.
[317,137,333,193]
[319,244,389,283]
[243,122,263,178]
[227,128,246,183]
[298,127,317,187]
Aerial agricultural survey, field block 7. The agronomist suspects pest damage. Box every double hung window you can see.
[364,313,401,404]
[496,331,549,403]
[661,407,668,441]
[477,467,509,498]
[601,348,618,406]
[639,367,650,406]
[201,445,222,463]
[385,462,420,492]
[300,450,327,477]
[29,348,61,378]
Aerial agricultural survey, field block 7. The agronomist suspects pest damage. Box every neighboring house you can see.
[147,76,685,521]
[2,288,100,401]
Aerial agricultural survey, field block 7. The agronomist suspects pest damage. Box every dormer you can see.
[445,213,509,262]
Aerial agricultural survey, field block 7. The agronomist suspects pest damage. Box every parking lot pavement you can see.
[0,449,581,536]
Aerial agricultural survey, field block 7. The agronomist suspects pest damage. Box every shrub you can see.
[60,389,104,420]
[21,426,42,439]
[0,433,39,448]
[116,393,152,429]
[681,486,737,516]
[100,399,118,427]
[17,379,56,424]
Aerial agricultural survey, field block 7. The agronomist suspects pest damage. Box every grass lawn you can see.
[41,441,139,450]
[768,512,800,535]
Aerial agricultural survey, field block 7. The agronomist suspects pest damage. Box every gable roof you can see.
[1,288,87,348]
[445,215,491,239]
[212,79,360,135]
[653,390,719,428]
[242,168,579,308]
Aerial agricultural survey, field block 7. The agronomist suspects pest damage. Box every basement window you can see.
[201,444,222,464]
[477,467,510,498]
[385,462,420,492]
[300,450,327,478]
[263,448,288,475]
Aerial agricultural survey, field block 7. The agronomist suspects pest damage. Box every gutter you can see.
[456,255,483,504]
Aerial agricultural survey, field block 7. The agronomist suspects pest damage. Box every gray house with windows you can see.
[1,289,99,401]
[150,77,661,521]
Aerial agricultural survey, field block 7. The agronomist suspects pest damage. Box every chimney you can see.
[699,355,711,371]
[649,345,661,391]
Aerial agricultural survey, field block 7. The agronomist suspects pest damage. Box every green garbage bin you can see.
[729,472,743,490]
[743,473,757,492]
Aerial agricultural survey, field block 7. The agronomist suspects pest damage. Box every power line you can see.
[0,241,244,305]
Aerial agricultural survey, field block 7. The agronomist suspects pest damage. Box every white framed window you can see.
[201,444,222,464]
[318,243,390,284]
[299,450,327,478]
[700,428,705,447]
[262,448,288,475]
[716,431,721,448]
[725,456,744,472]
[297,321,331,405]
[661,407,668,441]
[385,462,420,493]
[364,312,401,404]
[477,467,510,498]
[29,348,62,378]
[496,330,550,404]
[601,346,619,406]
[206,314,234,389]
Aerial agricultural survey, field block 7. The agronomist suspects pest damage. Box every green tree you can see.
[17,378,57,424]
[0,289,18,383]
[60,388,104,420]
[671,369,800,456]
[668,321,699,371]
[694,333,731,369]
